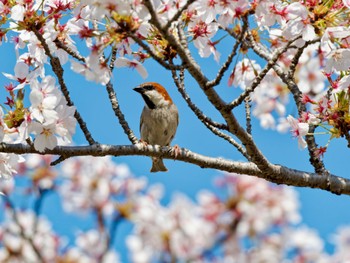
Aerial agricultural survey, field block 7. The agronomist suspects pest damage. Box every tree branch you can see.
[105,48,139,144]
[127,32,183,71]
[172,68,228,130]
[245,97,252,134]
[106,82,139,144]
[207,20,247,88]
[32,28,97,146]
[228,33,301,109]
[245,30,328,174]
[0,143,349,195]
[142,3,272,171]
[54,40,85,62]
[171,68,250,160]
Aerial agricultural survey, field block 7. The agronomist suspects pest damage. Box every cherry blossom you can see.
[0,153,24,179]
[30,122,58,152]
[343,0,350,8]
[287,115,309,149]
[115,57,148,79]
[230,58,261,90]
[1,1,350,262]
[2,61,35,90]
[282,2,317,42]
[0,210,60,262]
[59,156,143,215]
[324,48,350,73]
[71,53,111,85]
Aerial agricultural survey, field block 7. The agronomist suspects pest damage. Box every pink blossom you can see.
[343,0,350,8]
[287,115,309,149]
[114,57,148,79]
[324,48,350,73]
[30,122,58,152]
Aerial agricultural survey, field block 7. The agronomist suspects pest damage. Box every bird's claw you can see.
[172,145,181,158]
[136,139,149,149]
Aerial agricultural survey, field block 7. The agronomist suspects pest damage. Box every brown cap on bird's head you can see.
[133,82,173,104]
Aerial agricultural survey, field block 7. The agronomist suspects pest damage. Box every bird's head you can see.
[133,82,173,109]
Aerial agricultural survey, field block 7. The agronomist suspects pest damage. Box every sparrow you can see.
[134,82,179,172]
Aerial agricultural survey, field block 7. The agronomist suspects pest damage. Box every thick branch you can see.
[0,143,349,195]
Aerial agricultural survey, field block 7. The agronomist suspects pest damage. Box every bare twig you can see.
[50,155,67,166]
[54,40,85,62]
[245,96,252,134]
[172,68,228,130]
[171,68,250,160]
[207,20,247,88]
[32,28,97,146]
[106,82,139,144]
[164,0,196,30]
[127,32,183,70]
[106,48,139,144]
[203,121,251,160]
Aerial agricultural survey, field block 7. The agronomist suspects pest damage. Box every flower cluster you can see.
[126,173,302,262]
[1,155,350,262]
[0,0,350,173]
[59,156,148,216]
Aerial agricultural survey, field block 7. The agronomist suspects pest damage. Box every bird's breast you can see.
[140,105,178,146]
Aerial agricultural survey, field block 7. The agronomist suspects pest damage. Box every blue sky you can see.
[1,30,350,260]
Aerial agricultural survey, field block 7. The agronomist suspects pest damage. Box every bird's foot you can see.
[172,144,181,158]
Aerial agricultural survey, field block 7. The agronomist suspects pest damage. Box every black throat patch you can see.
[142,94,156,109]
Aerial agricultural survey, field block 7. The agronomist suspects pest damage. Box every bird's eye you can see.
[143,85,154,91]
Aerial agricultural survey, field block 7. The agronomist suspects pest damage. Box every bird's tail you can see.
[151,158,168,172]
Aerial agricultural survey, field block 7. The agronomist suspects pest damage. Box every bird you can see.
[133,82,179,172]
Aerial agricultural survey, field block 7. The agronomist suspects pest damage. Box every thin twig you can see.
[32,28,97,146]
[163,0,196,29]
[54,40,85,62]
[172,68,250,159]
[127,32,183,70]
[245,96,252,134]
[172,68,228,130]
[207,20,247,88]
[106,82,139,144]
[228,34,301,109]
[50,155,66,166]
[105,48,139,144]
[203,120,251,160]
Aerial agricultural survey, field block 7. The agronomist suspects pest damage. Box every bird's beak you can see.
[133,86,144,94]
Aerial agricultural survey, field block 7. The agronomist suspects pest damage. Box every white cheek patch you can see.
[145,90,169,107]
